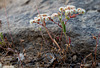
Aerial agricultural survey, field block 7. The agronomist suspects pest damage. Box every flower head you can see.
[34,17,38,20]
[70,9,74,14]
[30,19,35,24]
[65,5,76,10]
[41,17,46,21]
[45,16,51,21]
[65,10,70,15]
[59,7,65,12]
[73,9,77,13]
[51,13,59,19]
[81,9,86,14]
[37,14,48,17]
[77,8,82,12]
[77,8,85,14]
[37,17,41,22]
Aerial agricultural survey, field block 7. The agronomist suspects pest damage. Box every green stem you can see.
[64,32,68,44]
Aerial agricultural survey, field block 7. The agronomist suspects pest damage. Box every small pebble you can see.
[72,55,77,61]
[97,9,100,12]
[17,53,25,61]
[84,64,91,68]
[0,62,2,68]
[2,65,14,68]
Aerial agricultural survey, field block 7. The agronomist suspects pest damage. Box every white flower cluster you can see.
[59,5,85,15]
[30,5,86,24]
[30,13,59,24]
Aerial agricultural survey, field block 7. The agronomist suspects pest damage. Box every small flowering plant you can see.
[30,5,85,50]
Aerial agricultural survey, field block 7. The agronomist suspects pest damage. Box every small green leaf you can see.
[61,21,66,33]
[66,16,70,20]
[0,33,3,40]
[0,42,2,45]
[59,17,61,22]
[39,28,42,31]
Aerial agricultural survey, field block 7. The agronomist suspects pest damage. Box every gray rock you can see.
[66,10,100,46]
[0,0,100,47]
[68,0,100,11]
[42,53,55,67]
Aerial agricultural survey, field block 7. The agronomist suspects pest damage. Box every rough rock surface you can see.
[0,0,100,46]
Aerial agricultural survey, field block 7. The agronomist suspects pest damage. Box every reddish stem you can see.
[68,36,71,44]
[4,0,15,48]
[37,22,61,50]
[65,20,69,25]
[49,18,62,28]
[43,21,61,50]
